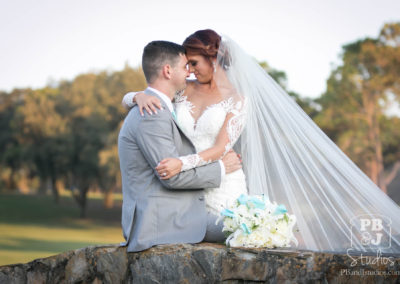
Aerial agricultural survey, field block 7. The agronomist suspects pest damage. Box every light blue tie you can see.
[171,110,177,121]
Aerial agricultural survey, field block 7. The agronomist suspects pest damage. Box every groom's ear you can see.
[162,64,172,80]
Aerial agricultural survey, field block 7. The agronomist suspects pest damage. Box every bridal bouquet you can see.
[218,194,298,248]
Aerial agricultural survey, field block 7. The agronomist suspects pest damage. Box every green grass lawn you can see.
[0,191,124,266]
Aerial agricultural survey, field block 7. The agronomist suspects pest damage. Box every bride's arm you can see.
[121,92,137,110]
[121,92,162,116]
[156,99,246,179]
[182,112,239,164]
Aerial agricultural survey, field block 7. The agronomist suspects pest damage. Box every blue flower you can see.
[248,196,265,209]
[273,204,287,215]
[237,194,248,205]
[241,223,251,235]
[221,209,235,218]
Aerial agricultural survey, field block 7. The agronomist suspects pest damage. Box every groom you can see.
[118,41,241,252]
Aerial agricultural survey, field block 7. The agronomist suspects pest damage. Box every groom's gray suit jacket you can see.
[118,88,222,252]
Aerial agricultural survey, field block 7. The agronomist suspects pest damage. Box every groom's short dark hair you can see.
[142,41,185,83]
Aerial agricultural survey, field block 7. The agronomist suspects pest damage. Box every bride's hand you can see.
[156,158,183,180]
[135,92,162,116]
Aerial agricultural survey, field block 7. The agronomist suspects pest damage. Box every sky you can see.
[1,0,399,99]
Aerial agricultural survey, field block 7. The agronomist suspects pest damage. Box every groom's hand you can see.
[222,150,242,174]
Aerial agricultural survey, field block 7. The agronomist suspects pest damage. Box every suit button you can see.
[199,197,204,201]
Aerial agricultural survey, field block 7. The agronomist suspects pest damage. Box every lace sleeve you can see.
[122,92,139,109]
[179,154,210,172]
[222,99,247,156]
[178,97,247,172]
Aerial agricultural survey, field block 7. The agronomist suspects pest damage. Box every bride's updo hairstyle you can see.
[183,29,220,59]
[183,29,231,70]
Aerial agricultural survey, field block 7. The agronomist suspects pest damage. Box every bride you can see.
[122,29,400,253]
[124,30,247,243]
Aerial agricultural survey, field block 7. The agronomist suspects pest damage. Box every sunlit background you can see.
[1,0,400,98]
[1,0,400,266]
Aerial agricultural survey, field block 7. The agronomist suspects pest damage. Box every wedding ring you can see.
[162,173,167,177]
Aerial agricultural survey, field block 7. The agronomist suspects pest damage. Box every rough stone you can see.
[94,246,128,284]
[27,269,46,284]
[64,247,90,283]
[0,243,399,283]
[0,265,28,284]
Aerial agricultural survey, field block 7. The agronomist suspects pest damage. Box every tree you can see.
[98,124,122,209]
[315,22,400,193]
[14,87,69,202]
[57,66,146,216]
[0,64,146,215]
[0,90,26,191]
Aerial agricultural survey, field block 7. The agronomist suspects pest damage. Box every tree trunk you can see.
[79,191,87,218]
[71,181,89,219]
[364,91,386,193]
[51,175,59,204]
[375,134,386,193]
[104,187,115,209]
[8,167,17,191]
[385,161,400,186]
[38,177,48,195]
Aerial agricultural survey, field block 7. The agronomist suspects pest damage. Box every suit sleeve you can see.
[135,111,222,190]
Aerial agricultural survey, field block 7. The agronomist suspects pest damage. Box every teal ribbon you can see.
[171,110,177,121]
[221,209,235,218]
[249,197,265,209]
[273,204,287,215]
[241,223,251,235]
[237,194,248,205]
[237,194,265,210]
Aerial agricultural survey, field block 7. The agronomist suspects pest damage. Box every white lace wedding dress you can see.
[174,93,248,216]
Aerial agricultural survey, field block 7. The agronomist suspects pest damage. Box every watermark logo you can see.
[350,214,392,250]
[346,214,395,267]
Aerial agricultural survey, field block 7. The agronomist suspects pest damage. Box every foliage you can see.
[0,65,146,216]
[1,22,399,213]
[315,22,400,192]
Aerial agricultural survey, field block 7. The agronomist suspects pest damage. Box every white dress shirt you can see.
[146,87,173,112]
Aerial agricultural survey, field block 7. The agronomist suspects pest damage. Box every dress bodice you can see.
[173,93,248,216]
[174,93,236,152]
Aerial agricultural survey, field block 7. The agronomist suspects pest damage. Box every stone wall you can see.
[1,243,400,283]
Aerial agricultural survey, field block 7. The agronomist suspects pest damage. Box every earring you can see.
[213,62,216,73]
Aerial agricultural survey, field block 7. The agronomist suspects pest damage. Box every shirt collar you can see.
[146,87,174,113]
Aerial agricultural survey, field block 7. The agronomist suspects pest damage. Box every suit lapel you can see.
[144,88,196,150]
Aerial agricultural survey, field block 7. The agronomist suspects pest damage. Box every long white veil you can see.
[216,35,400,253]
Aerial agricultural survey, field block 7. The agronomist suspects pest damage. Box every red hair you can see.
[182,29,221,60]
